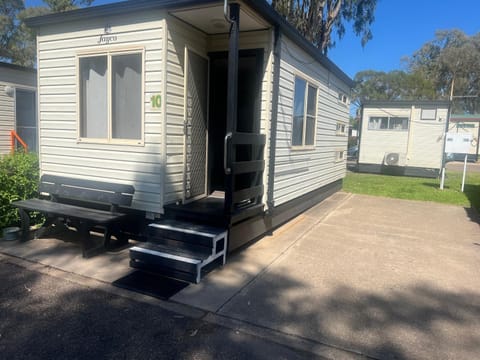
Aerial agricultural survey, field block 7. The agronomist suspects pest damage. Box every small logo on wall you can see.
[98,24,117,44]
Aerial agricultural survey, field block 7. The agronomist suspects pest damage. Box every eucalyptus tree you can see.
[270,0,378,54]
[0,0,93,66]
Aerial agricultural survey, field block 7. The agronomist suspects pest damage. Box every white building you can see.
[0,62,37,154]
[358,101,450,177]
[26,0,352,253]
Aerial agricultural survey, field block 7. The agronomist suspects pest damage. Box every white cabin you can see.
[27,0,352,251]
[358,101,450,177]
[0,62,37,154]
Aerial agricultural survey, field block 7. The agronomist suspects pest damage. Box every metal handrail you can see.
[224,132,232,175]
[10,130,28,153]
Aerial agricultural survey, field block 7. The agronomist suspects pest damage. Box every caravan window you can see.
[292,76,318,147]
[78,49,143,143]
[368,116,408,131]
[15,89,37,152]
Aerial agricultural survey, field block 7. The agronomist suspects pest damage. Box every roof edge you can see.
[25,0,353,88]
[0,61,36,73]
[25,0,217,27]
[362,100,451,108]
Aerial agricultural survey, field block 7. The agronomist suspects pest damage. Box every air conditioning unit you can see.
[383,152,406,166]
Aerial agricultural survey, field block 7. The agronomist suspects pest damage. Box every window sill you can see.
[290,145,316,151]
[77,138,145,146]
[367,129,409,132]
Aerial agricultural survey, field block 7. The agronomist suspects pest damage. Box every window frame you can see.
[420,108,437,120]
[367,116,409,131]
[76,47,145,145]
[456,122,476,129]
[291,73,319,150]
[14,86,37,152]
[337,92,349,106]
[336,122,347,136]
[335,149,345,162]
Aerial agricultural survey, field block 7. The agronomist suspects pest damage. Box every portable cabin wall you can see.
[0,82,15,155]
[0,66,36,155]
[359,106,410,165]
[162,23,274,206]
[163,16,208,204]
[447,118,479,159]
[359,104,448,171]
[272,36,349,207]
[35,10,166,214]
[407,105,448,169]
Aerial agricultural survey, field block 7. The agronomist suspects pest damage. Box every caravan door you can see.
[183,48,208,202]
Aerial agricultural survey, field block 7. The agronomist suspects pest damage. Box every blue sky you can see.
[26,0,480,79]
[329,0,480,78]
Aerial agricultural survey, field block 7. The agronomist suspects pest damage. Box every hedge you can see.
[0,152,41,229]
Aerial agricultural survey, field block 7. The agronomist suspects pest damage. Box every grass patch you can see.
[343,171,480,211]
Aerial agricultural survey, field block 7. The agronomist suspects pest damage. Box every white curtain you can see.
[80,56,108,138]
[112,54,142,140]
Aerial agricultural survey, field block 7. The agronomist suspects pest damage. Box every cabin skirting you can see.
[228,179,343,252]
[357,163,440,178]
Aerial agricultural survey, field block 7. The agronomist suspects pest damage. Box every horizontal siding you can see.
[164,16,207,204]
[359,106,448,169]
[273,37,350,206]
[37,10,166,213]
[0,82,36,155]
[0,83,15,155]
[408,107,448,168]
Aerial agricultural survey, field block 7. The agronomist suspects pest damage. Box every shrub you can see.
[0,152,41,228]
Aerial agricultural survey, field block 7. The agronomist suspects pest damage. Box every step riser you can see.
[147,236,214,257]
[130,259,198,283]
[148,226,216,247]
[130,220,228,283]
[130,248,199,274]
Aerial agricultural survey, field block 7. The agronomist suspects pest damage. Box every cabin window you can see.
[335,149,345,162]
[421,108,437,120]
[456,123,475,129]
[15,89,37,152]
[368,116,408,131]
[292,76,318,147]
[338,93,348,105]
[78,50,143,143]
[336,122,347,135]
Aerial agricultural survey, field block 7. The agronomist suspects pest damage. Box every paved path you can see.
[1,192,480,359]
[446,160,480,173]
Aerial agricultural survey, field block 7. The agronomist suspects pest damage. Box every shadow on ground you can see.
[463,184,480,223]
[217,265,480,360]
[0,260,312,359]
[1,250,480,359]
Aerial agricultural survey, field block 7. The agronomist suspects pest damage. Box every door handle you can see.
[224,132,232,175]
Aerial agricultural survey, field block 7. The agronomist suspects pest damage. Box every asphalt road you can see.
[446,160,480,173]
[0,258,321,360]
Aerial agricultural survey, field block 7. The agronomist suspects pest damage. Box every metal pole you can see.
[461,154,467,192]
[440,167,445,190]
[224,3,239,214]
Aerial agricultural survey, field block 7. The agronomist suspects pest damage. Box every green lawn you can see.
[343,171,480,212]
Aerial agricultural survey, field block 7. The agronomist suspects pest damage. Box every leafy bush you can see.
[0,152,41,228]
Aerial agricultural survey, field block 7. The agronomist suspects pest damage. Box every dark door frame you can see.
[207,48,264,195]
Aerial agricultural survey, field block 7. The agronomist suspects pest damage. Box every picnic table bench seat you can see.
[12,174,135,258]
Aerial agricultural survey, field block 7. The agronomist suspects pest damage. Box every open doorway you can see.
[207,49,264,193]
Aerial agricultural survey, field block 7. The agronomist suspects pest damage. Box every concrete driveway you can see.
[1,192,479,359]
